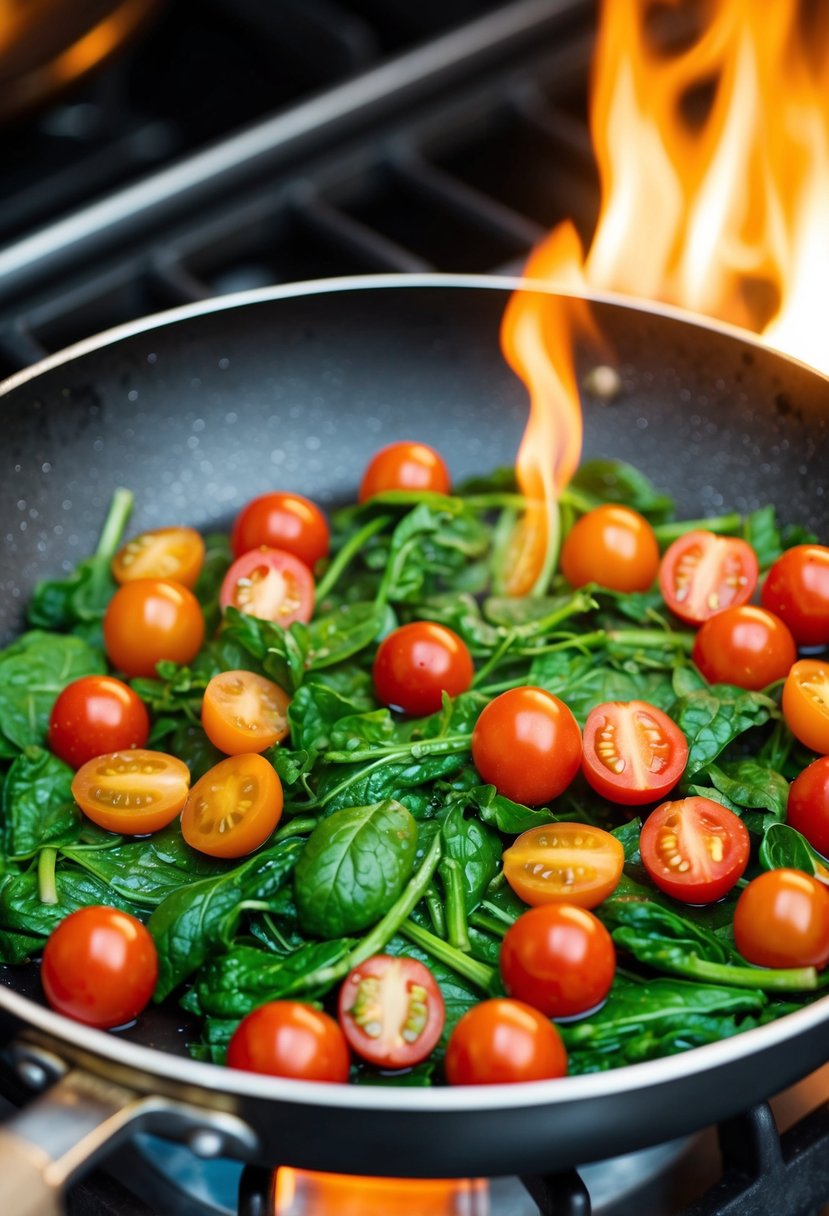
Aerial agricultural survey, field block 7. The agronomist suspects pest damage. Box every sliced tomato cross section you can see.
[783,659,829,755]
[71,749,191,835]
[338,955,445,1069]
[202,670,290,755]
[220,547,314,626]
[582,700,688,806]
[639,796,749,904]
[502,822,624,909]
[181,753,283,858]
[112,526,205,589]
[659,530,758,625]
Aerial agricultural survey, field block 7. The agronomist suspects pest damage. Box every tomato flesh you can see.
[338,954,445,1069]
[202,670,290,755]
[71,749,191,835]
[582,700,687,806]
[444,998,567,1085]
[783,660,829,755]
[471,686,582,806]
[500,904,616,1019]
[502,822,624,909]
[220,547,314,626]
[561,505,659,593]
[659,531,758,625]
[112,526,205,589]
[227,1001,350,1081]
[734,868,829,969]
[761,544,829,646]
[640,797,750,903]
[181,753,283,858]
[48,675,150,769]
[372,622,474,717]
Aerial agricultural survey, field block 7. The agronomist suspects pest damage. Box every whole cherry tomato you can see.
[48,675,150,769]
[471,686,581,805]
[112,527,205,589]
[201,670,290,755]
[71,749,191,835]
[227,1001,350,1081]
[659,531,758,626]
[372,622,474,716]
[761,544,829,646]
[733,869,829,969]
[783,660,829,754]
[581,700,688,805]
[560,505,659,593]
[639,797,750,903]
[787,757,829,858]
[692,605,796,690]
[444,998,567,1085]
[103,579,205,678]
[219,548,314,627]
[338,955,445,1068]
[502,823,624,909]
[231,492,330,569]
[181,753,283,858]
[359,441,451,502]
[500,904,616,1018]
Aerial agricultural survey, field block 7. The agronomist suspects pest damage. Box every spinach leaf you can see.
[440,804,501,912]
[0,632,105,752]
[191,939,355,1018]
[671,685,775,779]
[193,532,233,632]
[0,867,141,940]
[3,747,79,859]
[568,459,675,523]
[701,759,789,834]
[287,682,374,756]
[27,556,116,631]
[460,784,556,835]
[759,823,824,876]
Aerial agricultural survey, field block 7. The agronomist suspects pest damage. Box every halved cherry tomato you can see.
[112,527,205,589]
[502,823,624,909]
[372,622,474,717]
[219,547,314,626]
[181,753,283,858]
[71,749,191,835]
[103,579,205,678]
[639,797,750,903]
[471,686,582,806]
[761,544,829,646]
[581,700,688,806]
[787,757,829,858]
[337,954,445,1069]
[227,1001,350,1082]
[444,998,567,1085]
[692,605,796,691]
[783,660,829,755]
[231,492,330,569]
[734,868,829,969]
[201,670,290,755]
[500,904,616,1019]
[48,675,150,769]
[41,906,158,1029]
[359,441,451,502]
[560,505,659,593]
[659,531,758,626]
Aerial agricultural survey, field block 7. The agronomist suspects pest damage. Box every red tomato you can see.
[219,548,314,627]
[471,686,581,805]
[444,998,567,1085]
[112,527,205,589]
[231,492,330,569]
[103,579,205,678]
[227,1001,350,1082]
[502,823,624,909]
[783,660,829,754]
[201,670,290,755]
[733,868,829,969]
[692,605,796,691]
[359,441,451,502]
[48,675,150,769]
[181,753,283,858]
[41,906,158,1028]
[659,531,758,626]
[787,757,829,857]
[640,797,750,903]
[372,622,474,716]
[560,505,659,593]
[337,954,445,1068]
[71,749,191,835]
[500,904,616,1018]
[581,700,688,806]
[761,544,829,646]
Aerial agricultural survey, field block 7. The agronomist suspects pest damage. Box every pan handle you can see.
[0,1057,259,1216]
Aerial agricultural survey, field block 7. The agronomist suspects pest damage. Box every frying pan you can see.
[0,275,827,1215]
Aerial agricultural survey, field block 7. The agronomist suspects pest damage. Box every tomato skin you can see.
[219,547,314,627]
[733,868,829,970]
[202,670,290,755]
[502,822,624,909]
[103,579,205,678]
[112,527,205,589]
[181,753,283,858]
[231,493,330,569]
[359,441,451,502]
[227,1001,350,1082]
[581,700,688,806]
[372,622,474,716]
[444,998,567,1085]
[41,906,158,1028]
[560,505,659,593]
[71,749,191,835]
[48,675,150,769]
[692,606,796,691]
[471,686,581,805]
[761,544,829,646]
[659,531,758,626]
[500,905,616,1019]
[338,954,445,1068]
[783,660,829,755]
[787,757,829,857]
[640,797,750,904]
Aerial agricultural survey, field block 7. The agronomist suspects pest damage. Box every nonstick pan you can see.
[0,275,827,1215]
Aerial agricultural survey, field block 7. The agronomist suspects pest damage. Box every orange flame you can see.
[273,1169,487,1215]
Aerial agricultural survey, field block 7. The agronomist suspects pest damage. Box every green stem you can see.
[480,897,518,925]
[439,858,471,953]
[95,488,134,560]
[323,734,470,766]
[471,633,519,689]
[38,848,58,906]
[400,919,497,992]
[469,910,510,939]
[674,957,818,992]
[653,513,742,547]
[315,514,392,602]
[424,883,447,938]
[608,628,695,654]
[463,492,527,511]
[274,816,319,841]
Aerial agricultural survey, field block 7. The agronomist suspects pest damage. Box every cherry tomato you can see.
[112,527,205,589]
[181,753,283,858]
[560,505,659,593]
[41,906,158,1028]
[787,757,829,858]
[783,660,829,755]
[761,544,829,646]
[659,531,758,626]
[444,998,567,1085]
[372,622,474,717]
[500,904,616,1018]
[581,700,688,806]
[692,605,796,691]
[48,675,150,769]
[337,954,445,1068]
[733,868,829,969]
[231,492,330,569]
[219,548,314,627]
[639,797,750,903]
[502,823,624,909]
[103,579,205,678]
[71,749,191,835]
[202,670,290,755]
[227,1001,350,1082]
[471,686,581,805]
[359,441,451,502]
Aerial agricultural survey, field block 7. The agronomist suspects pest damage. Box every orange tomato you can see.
[181,753,283,858]
[201,670,290,755]
[560,505,659,593]
[782,660,829,755]
[112,527,205,589]
[71,749,191,835]
[502,822,625,909]
[103,579,205,678]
